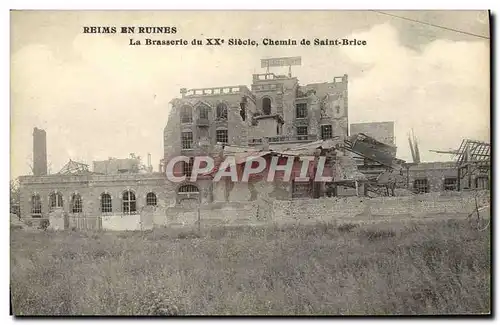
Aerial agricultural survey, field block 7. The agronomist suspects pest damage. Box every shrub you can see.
[361,229,396,241]
[39,219,49,230]
[337,223,358,233]
[176,231,200,239]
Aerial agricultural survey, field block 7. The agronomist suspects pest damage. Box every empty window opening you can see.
[296,103,308,118]
[31,194,42,217]
[181,132,193,149]
[240,102,246,121]
[101,193,112,213]
[198,126,209,138]
[297,126,308,135]
[216,103,228,120]
[216,129,228,144]
[262,97,272,115]
[413,178,429,193]
[122,190,137,214]
[49,192,64,212]
[443,177,457,191]
[198,104,209,119]
[475,177,489,190]
[297,126,308,140]
[321,125,333,140]
[180,105,193,123]
[178,184,200,193]
[71,194,83,213]
[182,158,194,177]
[292,181,312,198]
[146,192,157,206]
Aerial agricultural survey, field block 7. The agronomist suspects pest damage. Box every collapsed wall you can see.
[272,190,490,225]
[43,190,489,231]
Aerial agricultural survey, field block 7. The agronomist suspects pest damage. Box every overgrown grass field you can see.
[10,219,491,315]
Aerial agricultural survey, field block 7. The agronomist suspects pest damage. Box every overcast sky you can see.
[10,10,490,179]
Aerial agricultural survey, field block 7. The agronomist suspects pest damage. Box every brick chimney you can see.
[33,127,48,176]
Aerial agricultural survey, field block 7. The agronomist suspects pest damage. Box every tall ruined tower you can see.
[33,127,47,176]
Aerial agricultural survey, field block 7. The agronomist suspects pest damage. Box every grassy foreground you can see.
[11,219,491,316]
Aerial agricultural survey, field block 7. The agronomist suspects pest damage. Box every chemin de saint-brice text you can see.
[126,38,368,47]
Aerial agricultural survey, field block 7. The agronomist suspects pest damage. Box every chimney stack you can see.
[147,153,153,173]
[33,127,48,176]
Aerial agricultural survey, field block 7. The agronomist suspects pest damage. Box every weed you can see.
[337,223,359,233]
[10,219,490,315]
[362,229,396,241]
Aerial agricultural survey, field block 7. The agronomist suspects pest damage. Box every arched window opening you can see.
[180,105,193,123]
[177,184,200,205]
[216,103,228,120]
[49,192,64,212]
[146,192,157,206]
[178,184,199,193]
[31,194,42,217]
[198,104,210,119]
[122,190,137,214]
[71,194,83,213]
[262,97,271,115]
[101,193,112,213]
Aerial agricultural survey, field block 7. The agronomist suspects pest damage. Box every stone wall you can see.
[42,190,489,231]
[22,171,489,232]
[214,178,292,202]
[272,190,490,225]
[48,208,165,231]
[101,214,142,231]
[162,202,261,228]
[48,209,65,230]
[408,162,459,192]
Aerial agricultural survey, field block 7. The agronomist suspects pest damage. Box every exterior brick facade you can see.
[163,72,350,204]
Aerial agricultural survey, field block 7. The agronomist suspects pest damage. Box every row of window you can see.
[180,103,228,124]
[180,97,260,125]
[413,176,490,193]
[181,98,348,125]
[181,124,334,149]
[30,191,158,217]
[180,125,333,149]
[295,103,341,119]
[181,129,228,149]
[414,178,458,193]
[296,125,333,140]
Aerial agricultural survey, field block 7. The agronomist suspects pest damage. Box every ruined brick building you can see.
[162,70,351,203]
[17,60,490,230]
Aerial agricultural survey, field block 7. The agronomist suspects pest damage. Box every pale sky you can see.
[10,10,490,179]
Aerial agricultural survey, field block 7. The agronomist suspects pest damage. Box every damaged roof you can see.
[223,138,340,159]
